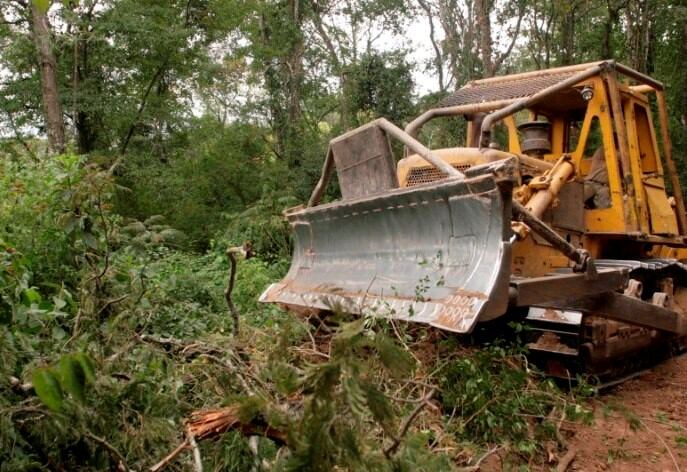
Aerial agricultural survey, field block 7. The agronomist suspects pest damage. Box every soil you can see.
[561,354,687,471]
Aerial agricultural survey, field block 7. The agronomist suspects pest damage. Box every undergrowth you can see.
[1,153,596,470]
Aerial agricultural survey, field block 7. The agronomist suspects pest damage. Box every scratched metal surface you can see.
[260,172,513,333]
[436,70,577,109]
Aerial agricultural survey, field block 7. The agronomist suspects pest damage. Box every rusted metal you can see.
[614,63,664,90]
[330,123,398,200]
[404,99,516,140]
[261,166,515,334]
[510,268,628,307]
[603,69,636,211]
[439,71,579,109]
[547,292,685,334]
[518,121,552,156]
[308,146,334,207]
[308,118,463,208]
[512,200,595,276]
[375,118,463,178]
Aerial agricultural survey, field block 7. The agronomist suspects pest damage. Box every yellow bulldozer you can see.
[261,60,687,377]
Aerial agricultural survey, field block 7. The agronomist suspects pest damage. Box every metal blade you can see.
[261,172,513,333]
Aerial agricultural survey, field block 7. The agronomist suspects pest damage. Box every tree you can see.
[29,0,65,154]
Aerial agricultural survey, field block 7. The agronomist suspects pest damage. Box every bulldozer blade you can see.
[260,170,514,333]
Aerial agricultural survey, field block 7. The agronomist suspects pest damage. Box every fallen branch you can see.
[556,447,577,472]
[85,432,130,472]
[384,388,436,458]
[149,439,189,472]
[187,427,203,472]
[457,445,502,472]
[639,419,681,472]
[150,406,289,472]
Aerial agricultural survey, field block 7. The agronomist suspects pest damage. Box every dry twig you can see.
[384,388,436,458]
[555,447,577,472]
[85,432,130,472]
[187,427,203,472]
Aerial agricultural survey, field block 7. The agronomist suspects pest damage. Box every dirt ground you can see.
[562,354,687,471]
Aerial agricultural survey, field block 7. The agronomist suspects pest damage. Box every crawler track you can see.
[525,258,687,381]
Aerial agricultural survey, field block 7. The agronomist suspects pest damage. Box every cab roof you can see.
[435,61,661,112]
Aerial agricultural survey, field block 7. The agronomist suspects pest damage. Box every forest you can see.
[1,0,687,470]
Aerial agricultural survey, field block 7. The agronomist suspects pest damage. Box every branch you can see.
[494,2,525,72]
[120,61,168,154]
[85,432,131,472]
[457,445,502,472]
[226,242,253,337]
[186,427,203,472]
[384,388,436,458]
[149,439,189,472]
[555,447,577,472]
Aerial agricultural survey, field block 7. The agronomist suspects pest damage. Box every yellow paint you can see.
[395,65,685,278]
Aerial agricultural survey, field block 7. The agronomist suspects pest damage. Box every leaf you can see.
[32,368,64,411]
[271,362,301,395]
[374,332,416,379]
[58,213,80,234]
[362,382,394,430]
[59,355,86,403]
[342,375,367,420]
[81,231,99,249]
[72,352,96,383]
[32,0,50,13]
[21,288,42,306]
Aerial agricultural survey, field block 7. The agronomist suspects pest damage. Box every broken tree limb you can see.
[226,241,253,337]
[150,406,289,472]
[187,427,203,472]
[556,447,577,472]
[384,388,436,458]
[149,439,189,472]
[85,432,131,472]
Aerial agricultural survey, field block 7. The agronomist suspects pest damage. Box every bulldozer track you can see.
[526,258,687,381]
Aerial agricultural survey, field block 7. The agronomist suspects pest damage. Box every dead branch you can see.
[187,427,203,472]
[639,419,681,472]
[384,388,436,458]
[138,333,222,356]
[457,445,502,472]
[225,241,253,337]
[151,406,289,472]
[85,432,130,472]
[149,439,189,472]
[555,447,577,472]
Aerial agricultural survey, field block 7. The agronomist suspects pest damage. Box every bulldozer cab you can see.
[261,61,687,334]
[402,65,683,241]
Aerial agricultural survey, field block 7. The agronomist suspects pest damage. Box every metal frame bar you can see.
[307,118,464,207]
[404,99,517,140]
[479,64,605,148]
[512,201,595,276]
[547,292,685,334]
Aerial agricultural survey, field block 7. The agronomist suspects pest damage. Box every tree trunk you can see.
[474,0,494,76]
[30,2,65,155]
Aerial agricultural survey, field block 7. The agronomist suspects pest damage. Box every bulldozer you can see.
[260,60,687,378]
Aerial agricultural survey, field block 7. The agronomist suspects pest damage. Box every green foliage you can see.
[347,51,417,126]
[438,343,594,457]
[31,367,64,411]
